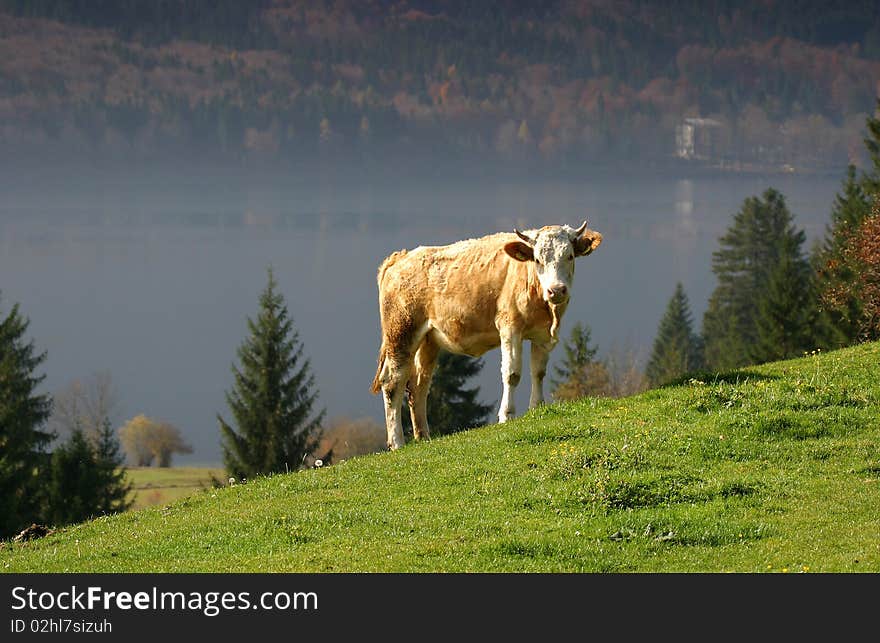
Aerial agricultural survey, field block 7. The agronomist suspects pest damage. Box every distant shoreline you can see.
[1,155,847,190]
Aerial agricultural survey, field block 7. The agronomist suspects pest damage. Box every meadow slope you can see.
[3,343,879,573]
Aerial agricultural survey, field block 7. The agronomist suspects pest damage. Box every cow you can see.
[370,221,603,450]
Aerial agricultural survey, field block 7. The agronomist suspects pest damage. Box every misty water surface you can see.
[0,168,843,464]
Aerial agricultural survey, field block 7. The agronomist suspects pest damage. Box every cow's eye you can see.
[568,254,574,261]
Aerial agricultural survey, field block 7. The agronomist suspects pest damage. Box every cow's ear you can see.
[504,241,534,262]
[573,231,603,256]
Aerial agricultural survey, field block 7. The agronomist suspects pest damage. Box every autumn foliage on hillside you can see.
[1,1,879,169]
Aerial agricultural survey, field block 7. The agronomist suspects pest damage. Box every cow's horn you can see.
[514,228,535,246]
[573,220,589,237]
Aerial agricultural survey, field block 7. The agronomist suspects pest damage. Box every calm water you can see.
[0,168,843,464]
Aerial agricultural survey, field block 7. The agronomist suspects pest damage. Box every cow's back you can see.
[378,232,537,356]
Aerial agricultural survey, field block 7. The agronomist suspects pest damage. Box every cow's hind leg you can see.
[380,354,412,450]
[378,320,429,450]
[407,334,440,441]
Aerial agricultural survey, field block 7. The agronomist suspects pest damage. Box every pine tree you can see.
[815,164,876,347]
[646,283,703,387]
[93,416,132,515]
[811,103,880,347]
[550,322,599,390]
[702,188,813,370]
[550,322,610,400]
[750,238,818,363]
[218,268,325,479]
[403,352,493,437]
[862,98,880,196]
[827,165,874,245]
[0,295,53,539]
[45,426,100,527]
[43,417,132,527]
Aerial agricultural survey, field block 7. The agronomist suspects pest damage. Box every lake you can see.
[0,166,845,465]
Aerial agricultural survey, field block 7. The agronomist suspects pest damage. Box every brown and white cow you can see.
[370,222,603,450]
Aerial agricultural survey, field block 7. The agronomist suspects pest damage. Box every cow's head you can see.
[504,221,603,305]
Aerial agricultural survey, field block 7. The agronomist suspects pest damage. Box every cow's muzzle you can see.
[546,284,569,305]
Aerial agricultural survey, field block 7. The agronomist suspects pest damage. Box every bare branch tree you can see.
[49,370,121,444]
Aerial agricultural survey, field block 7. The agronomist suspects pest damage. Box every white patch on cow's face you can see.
[532,227,578,305]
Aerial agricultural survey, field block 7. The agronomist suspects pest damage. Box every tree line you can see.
[2,2,880,170]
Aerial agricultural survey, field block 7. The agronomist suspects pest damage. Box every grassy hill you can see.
[3,342,879,572]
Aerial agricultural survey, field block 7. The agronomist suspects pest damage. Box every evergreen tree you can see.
[550,322,599,390]
[93,416,132,515]
[702,188,814,370]
[218,268,325,479]
[814,165,872,347]
[646,283,703,387]
[750,238,818,363]
[0,295,53,539]
[827,165,874,244]
[44,426,100,527]
[403,352,493,437]
[862,98,880,196]
[812,104,880,347]
[550,322,610,400]
[43,417,132,527]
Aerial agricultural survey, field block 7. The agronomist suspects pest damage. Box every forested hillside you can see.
[1,0,879,171]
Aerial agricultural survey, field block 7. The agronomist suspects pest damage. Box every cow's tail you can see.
[370,344,386,395]
[371,250,406,395]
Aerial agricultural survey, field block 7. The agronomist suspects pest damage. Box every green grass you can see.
[3,343,879,572]
[125,466,226,511]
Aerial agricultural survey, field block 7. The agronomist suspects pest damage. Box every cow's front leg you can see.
[498,332,523,423]
[529,342,551,409]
